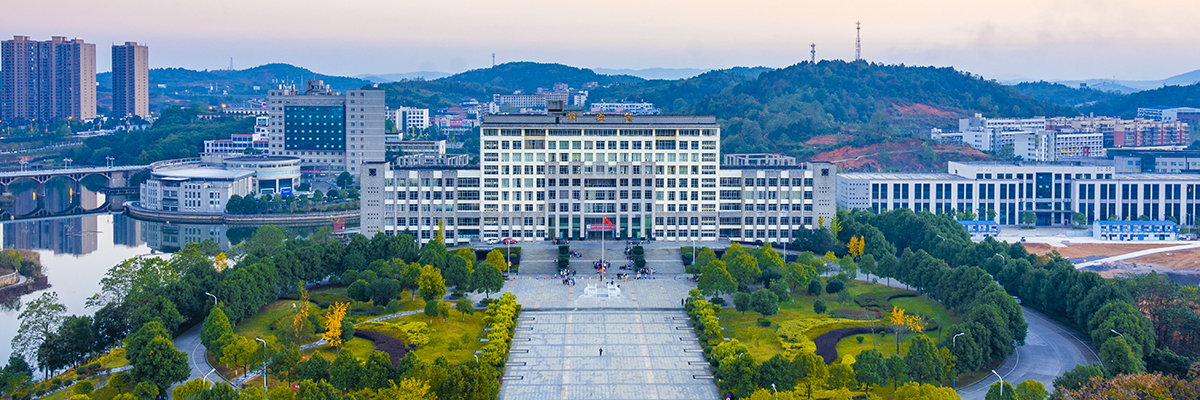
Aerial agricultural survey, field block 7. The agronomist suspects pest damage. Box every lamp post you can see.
[991,369,1004,397]
[952,333,965,388]
[205,292,218,306]
[105,156,115,168]
[203,368,217,384]
[1111,329,1125,339]
[255,338,267,392]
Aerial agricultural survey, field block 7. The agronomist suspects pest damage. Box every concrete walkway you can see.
[1073,241,1200,268]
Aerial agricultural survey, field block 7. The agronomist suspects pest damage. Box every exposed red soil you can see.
[811,139,991,172]
[893,103,957,117]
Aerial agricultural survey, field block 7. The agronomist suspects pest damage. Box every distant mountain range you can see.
[355,71,452,83]
[1005,68,1200,94]
[592,68,709,80]
[97,63,372,94]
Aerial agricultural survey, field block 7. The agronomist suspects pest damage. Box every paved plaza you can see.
[498,310,720,400]
[479,240,721,399]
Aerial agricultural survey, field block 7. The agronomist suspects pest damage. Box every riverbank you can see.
[123,204,359,226]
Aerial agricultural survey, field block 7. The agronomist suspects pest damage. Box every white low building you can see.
[1093,220,1177,241]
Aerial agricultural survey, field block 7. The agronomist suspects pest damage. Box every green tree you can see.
[985,381,1015,400]
[130,336,189,397]
[691,247,717,275]
[755,354,795,391]
[268,345,301,383]
[130,294,184,332]
[807,279,823,296]
[172,378,210,400]
[126,321,171,362]
[698,260,737,298]
[1099,336,1143,375]
[837,256,857,279]
[424,300,441,318]
[905,335,944,384]
[336,172,354,188]
[328,350,364,392]
[733,292,752,317]
[296,379,339,400]
[133,381,159,400]
[219,334,257,376]
[886,354,910,389]
[813,299,827,315]
[13,291,66,365]
[443,255,472,291]
[294,355,330,383]
[854,349,888,398]
[1013,380,1048,400]
[727,253,762,288]
[792,351,827,399]
[1020,212,1036,225]
[456,297,475,321]
[418,227,448,270]
[367,279,401,306]
[201,306,233,353]
[347,280,370,302]
[750,289,779,318]
[416,265,447,301]
[825,278,845,295]
[470,259,504,298]
[717,353,758,399]
[1052,363,1103,393]
[1072,212,1087,226]
[826,363,856,390]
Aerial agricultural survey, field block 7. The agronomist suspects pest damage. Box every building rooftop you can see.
[952,160,1115,167]
[1113,173,1200,181]
[1095,220,1179,226]
[958,220,999,225]
[839,173,968,180]
[482,114,716,126]
[152,167,255,180]
[223,155,299,163]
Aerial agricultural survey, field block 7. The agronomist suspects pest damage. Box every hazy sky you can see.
[4,0,1199,81]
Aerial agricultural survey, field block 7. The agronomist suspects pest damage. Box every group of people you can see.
[558,269,577,286]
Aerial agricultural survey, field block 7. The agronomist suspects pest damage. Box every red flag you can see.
[603,217,613,226]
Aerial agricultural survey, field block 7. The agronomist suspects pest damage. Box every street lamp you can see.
[991,370,1004,397]
[1111,329,1125,339]
[952,333,965,388]
[203,368,217,384]
[105,156,115,168]
[63,158,72,168]
[255,338,268,392]
[205,292,218,306]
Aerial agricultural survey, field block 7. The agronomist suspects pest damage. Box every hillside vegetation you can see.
[1013,81,1120,107]
[1081,83,1200,118]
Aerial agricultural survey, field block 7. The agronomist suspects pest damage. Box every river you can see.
[0,197,331,365]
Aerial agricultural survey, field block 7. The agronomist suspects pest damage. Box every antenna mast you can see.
[810,43,816,63]
[855,22,861,61]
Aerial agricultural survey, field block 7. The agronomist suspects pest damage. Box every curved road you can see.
[172,323,230,388]
[955,307,1099,399]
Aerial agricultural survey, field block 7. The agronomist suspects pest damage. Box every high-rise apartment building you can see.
[111,42,149,118]
[266,80,385,174]
[0,36,96,122]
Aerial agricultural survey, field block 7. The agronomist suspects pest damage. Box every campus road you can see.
[173,323,230,389]
[1073,241,1200,269]
[955,307,1100,400]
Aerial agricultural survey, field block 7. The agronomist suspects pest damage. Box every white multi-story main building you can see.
[361,110,837,244]
[839,161,1200,226]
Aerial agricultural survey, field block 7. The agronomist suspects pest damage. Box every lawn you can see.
[718,279,956,364]
[305,337,377,361]
[233,300,326,345]
[356,303,487,366]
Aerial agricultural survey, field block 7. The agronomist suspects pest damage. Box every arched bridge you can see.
[0,165,148,190]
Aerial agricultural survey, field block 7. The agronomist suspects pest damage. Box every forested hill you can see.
[97,63,371,94]
[437,62,644,94]
[1080,83,1200,118]
[1012,81,1119,107]
[679,60,1079,158]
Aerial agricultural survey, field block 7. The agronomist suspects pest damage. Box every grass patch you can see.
[232,300,325,344]
[718,280,960,366]
[357,304,486,366]
[306,337,376,361]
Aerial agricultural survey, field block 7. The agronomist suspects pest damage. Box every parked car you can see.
[552,238,569,244]
[485,238,500,245]
[501,238,517,244]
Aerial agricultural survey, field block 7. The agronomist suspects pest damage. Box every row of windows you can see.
[720,177,814,187]
[484,129,717,137]
[484,139,718,150]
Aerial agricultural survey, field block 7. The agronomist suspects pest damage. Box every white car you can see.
[485,238,500,245]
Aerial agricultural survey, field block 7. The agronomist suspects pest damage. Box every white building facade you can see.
[361,113,837,244]
[839,161,1200,227]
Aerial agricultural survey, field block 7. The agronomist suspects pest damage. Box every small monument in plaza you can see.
[582,283,621,298]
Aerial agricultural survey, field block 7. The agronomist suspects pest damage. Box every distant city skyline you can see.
[3,0,1199,82]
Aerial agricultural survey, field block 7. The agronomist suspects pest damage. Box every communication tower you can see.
[810,43,815,63]
[855,22,861,61]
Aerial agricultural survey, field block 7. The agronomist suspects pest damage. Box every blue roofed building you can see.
[1093,220,1178,241]
[959,220,1000,240]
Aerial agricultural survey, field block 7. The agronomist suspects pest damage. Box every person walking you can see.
[599,348,603,357]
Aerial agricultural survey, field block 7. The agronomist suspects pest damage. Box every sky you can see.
[3,0,1199,82]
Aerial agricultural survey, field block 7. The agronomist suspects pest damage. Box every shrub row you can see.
[478,293,521,366]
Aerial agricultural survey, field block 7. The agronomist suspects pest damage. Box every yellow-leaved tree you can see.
[890,306,910,354]
[292,282,310,343]
[323,302,349,348]
[213,252,228,272]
